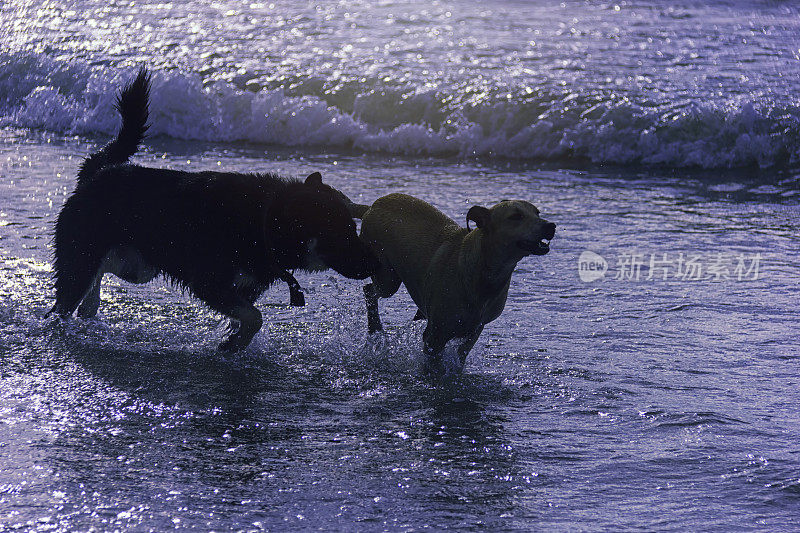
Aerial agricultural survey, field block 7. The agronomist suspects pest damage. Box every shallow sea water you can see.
[2,0,800,530]
[1,138,798,530]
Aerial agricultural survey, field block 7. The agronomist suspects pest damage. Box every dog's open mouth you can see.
[518,238,550,255]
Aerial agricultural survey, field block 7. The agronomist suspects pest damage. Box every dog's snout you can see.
[330,242,379,280]
[543,221,556,240]
[352,253,380,280]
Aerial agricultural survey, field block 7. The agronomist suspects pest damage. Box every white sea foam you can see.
[2,53,798,169]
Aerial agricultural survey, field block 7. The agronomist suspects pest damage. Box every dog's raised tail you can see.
[77,67,151,184]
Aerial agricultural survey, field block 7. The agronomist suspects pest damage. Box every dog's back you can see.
[67,165,289,287]
[361,193,466,297]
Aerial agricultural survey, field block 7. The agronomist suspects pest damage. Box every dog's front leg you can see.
[218,303,263,352]
[194,285,263,351]
[364,283,383,333]
[457,326,484,370]
[363,262,401,334]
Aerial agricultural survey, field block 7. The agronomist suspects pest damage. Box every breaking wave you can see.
[2,52,799,169]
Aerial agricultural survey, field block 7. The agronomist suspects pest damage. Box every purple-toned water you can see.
[1,1,799,530]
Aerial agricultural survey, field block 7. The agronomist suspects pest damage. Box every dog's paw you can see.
[45,303,72,319]
[218,333,247,352]
[364,329,387,352]
[421,356,446,379]
[218,324,261,352]
[76,304,100,319]
[366,317,384,334]
[289,290,305,307]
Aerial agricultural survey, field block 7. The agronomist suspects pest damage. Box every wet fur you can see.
[51,68,376,351]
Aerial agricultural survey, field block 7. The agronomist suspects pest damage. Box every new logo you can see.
[578,251,608,282]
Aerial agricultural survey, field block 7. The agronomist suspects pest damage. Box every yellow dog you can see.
[361,193,556,373]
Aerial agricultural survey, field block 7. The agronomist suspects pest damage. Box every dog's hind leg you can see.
[193,284,263,352]
[76,270,103,318]
[52,232,106,318]
[52,254,105,318]
[51,200,110,318]
[76,247,158,318]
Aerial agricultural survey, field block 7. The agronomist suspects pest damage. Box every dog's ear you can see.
[466,205,491,230]
[305,172,323,187]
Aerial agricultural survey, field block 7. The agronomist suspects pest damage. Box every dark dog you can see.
[51,68,377,351]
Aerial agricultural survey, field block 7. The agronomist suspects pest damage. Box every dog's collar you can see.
[279,269,305,307]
